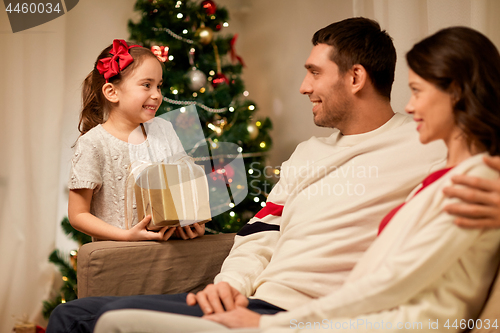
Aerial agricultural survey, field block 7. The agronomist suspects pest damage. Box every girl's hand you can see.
[127,215,176,241]
[174,222,205,240]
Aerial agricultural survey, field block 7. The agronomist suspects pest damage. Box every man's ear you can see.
[102,83,119,103]
[349,64,367,94]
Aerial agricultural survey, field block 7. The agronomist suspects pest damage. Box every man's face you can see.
[300,44,352,130]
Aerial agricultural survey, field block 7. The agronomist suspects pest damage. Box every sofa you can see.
[77,233,235,298]
[77,233,500,333]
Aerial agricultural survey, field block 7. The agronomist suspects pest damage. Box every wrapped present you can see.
[126,156,211,230]
[13,324,36,333]
[12,315,38,333]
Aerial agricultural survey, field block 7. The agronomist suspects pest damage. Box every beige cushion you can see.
[77,233,235,298]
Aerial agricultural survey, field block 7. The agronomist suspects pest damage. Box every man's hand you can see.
[203,306,261,328]
[443,156,500,228]
[186,282,248,314]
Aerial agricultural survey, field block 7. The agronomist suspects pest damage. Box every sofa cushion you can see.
[77,234,235,298]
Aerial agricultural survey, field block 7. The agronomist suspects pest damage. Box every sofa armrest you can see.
[77,233,235,298]
[470,260,500,333]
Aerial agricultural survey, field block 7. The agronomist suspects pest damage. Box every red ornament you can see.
[201,0,217,15]
[213,163,235,183]
[212,73,229,88]
[151,45,169,62]
[215,23,222,31]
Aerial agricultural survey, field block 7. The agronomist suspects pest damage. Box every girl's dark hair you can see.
[79,44,159,135]
[406,27,500,155]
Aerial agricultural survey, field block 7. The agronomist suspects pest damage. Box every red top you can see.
[377,167,453,235]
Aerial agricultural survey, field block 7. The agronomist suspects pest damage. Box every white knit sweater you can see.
[68,118,186,230]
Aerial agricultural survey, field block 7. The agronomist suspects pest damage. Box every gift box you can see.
[126,156,211,230]
[13,324,36,333]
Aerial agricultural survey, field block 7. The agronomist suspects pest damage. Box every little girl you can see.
[68,39,205,241]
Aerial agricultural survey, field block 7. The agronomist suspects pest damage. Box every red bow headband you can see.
[96,39,141,82]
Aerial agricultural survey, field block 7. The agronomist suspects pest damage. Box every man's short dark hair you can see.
[312,17,396,100]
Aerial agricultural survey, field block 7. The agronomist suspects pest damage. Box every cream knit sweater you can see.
[69,118,186,230]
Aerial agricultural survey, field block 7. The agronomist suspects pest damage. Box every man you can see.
[47,17,500,333]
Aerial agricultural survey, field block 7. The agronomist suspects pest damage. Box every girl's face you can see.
[113,56,163,125]
[405,69,459,146]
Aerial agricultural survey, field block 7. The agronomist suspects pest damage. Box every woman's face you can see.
[405,69,458,146]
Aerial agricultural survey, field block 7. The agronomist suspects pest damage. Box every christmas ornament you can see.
[186,48,207,91]
[212,73,229,88]
[215,23,222,31]
[151,45,169,62]
[211,42,228,88]
[212,159,235,182]
[195,25,214,45]
[201,0,217,15]
[247,122,259,140]
[186,67,207,91]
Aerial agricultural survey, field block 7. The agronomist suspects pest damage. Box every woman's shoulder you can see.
[454,153,499,180]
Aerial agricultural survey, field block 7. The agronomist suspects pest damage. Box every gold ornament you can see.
[247,122,259,140]
[195,26,214,45]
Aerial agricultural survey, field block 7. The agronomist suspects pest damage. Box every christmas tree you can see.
[128,0,274,233]
[42,218,91,319]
